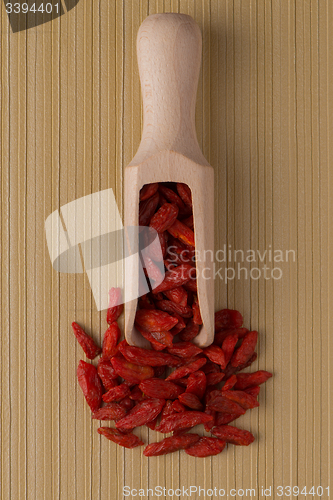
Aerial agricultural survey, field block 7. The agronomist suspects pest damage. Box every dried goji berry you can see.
[152,263,195,294]
[169,313,187,335]
[234,371,272,390]
[211,425,255,446]
[222,374,237,391]
[222,390,260,410]
[143,433,200,456]
[185,437,226,457]
[77,360,103,412]
[98,427,143,448]
[167,219,195,247]
[116,398,165,430]
[134,325,167,351]
[111,355,154,384]
[135,309,178,332]
[215,412,243,426]
[167,342,202,359]
[119,344,181,367]
[206,372,225,386]
[214,328,249,346]
[149,203,179,233]
[102,322,121,359]
[221,334,238,365]
[203,408,216,431]
[201,361,221,375]
[192,296,202,325]
[102,383,131,403]
[214,309,243,330]
[166,357,206,381]
[97,358,118,391]
[139,379,184,400]
[178,392,203,410]
[92,403,127,421]
[244,386,261,397]
[72,322,102,360]
[139,192,159,226]
[158,185,186,211]
[163,286,188,307]
[207,394,246,415]
[156,411,213,433]
[176,183,192,208]
[182,214,194,230]
[138,294,156,310]
[203,345,227,369]
[143,256,164,284]
[129,386,146,401]
[140,182,159,201]
[119,396,135,411]
[179,319,200,342]
[172,399,186,412]
[106,287,124,324]
[230,331,258,368]
[186,371,207,399]
[155,299,193,318]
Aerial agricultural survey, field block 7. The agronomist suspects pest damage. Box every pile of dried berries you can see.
[136,182,200,344]
[73,303,272,457]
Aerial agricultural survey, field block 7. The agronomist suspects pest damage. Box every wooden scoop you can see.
[124,13,214,348]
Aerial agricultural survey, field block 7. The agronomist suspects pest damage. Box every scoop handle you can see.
[131,13,207,166]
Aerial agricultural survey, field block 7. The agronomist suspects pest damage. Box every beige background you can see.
[1,0,332,499]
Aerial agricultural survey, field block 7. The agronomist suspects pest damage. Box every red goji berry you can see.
[155,299,193,318]
[167,342,202,359]
[72,322,102,359]
[152,263,195,294]
[185,437,226,457]
[214,309,243,330]
[98,427,143,448]
[97,358,118,391]
[102,383,131,403]
[111,356,154,384]
[230,331,258,368]
[102,322,121,359]
[222,390,260,410]
[214,327,249,346]
[166,357,206,381]
[143,433,200,456]
[179,319,200,342]
[134,325,167,351]
[211,425,255,446]
[158,185,186,211]
[119,344,182,367]
[234,371,272,390]
[149,203,179,233]
[139,379,184,400]
[221,334,238,365]
[215,412,243,426]
[156,411,213,433]
[167,219,195,247]
[116,398,165,430]
[135,309,178,332]
[77,360,103,412]
[206,372,225,386]
[186,371,207,399]
[182,214,194,230]
[203,345,227,369]
[178,392,203,410]
[172,399,186,412]
[139,192,159,227]
[106,287,124,324]
[244,386,261,397]
[192,296,202,325]
[140,182,159,201]
[92,404,127,421]
[163,286,188,307]
[222,374,237,391]
[176,183,192,208]
[207,394,246,415]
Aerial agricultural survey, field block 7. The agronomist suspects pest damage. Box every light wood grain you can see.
[1,1,332,499]
[124,13,215,348]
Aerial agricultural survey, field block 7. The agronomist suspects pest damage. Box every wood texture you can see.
[1,1,332,499]
[125,13,214,348]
